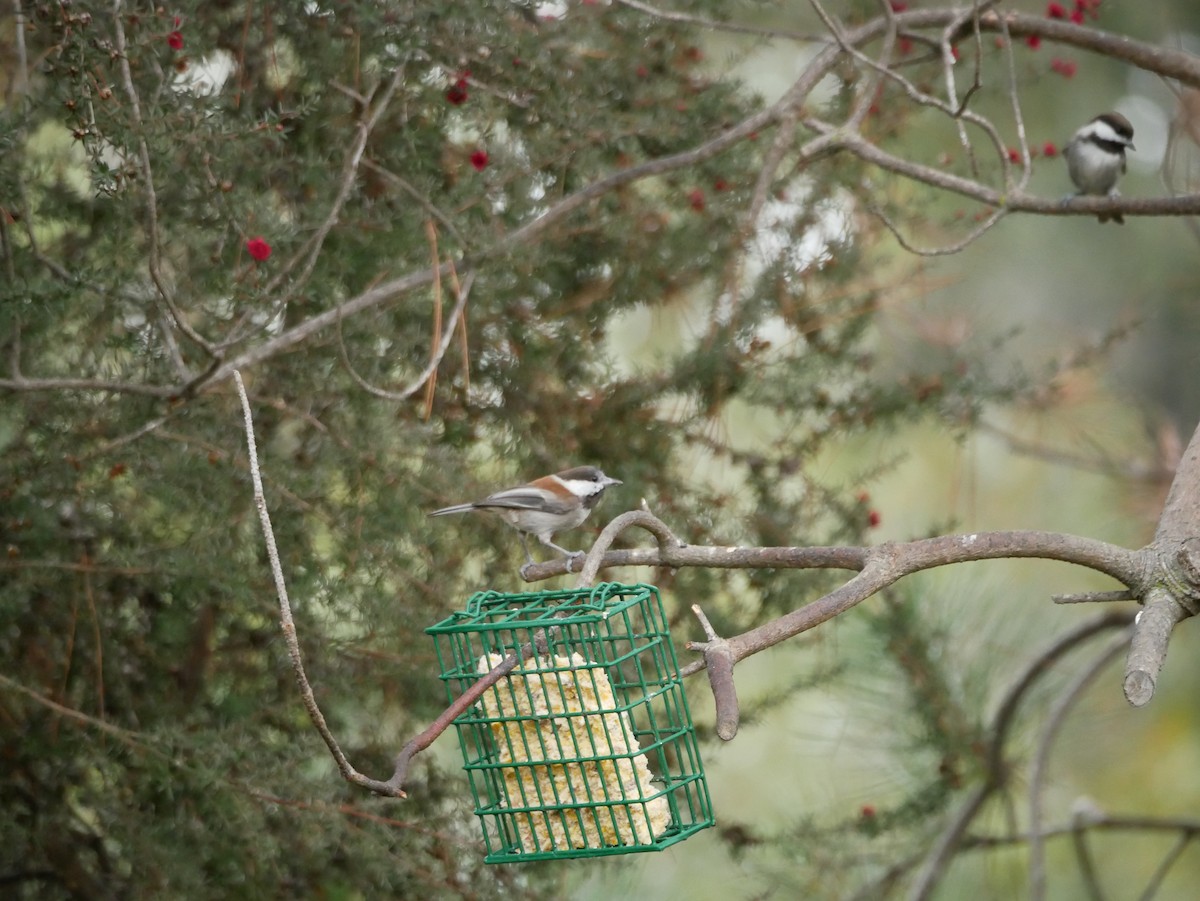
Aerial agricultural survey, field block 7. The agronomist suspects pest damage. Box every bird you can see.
[429,466,622,569]
[1064,112,1135,224]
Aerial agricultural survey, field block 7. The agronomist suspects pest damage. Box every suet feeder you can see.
[426,582,714,863]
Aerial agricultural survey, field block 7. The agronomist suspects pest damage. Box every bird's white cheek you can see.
[559,478,606,498]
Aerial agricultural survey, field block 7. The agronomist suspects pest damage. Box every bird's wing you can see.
[473,486,575,515]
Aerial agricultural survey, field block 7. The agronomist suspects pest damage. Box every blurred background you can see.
[2,1,1199,898]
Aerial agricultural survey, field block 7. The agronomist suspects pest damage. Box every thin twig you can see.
[687,604,740,740]
[265,66,408,298]
[616,0,829,43]
[906,611,1134,900]
[112,0,217,363]
[1070,807,1107,901]
[0,373,179,397]
[909,782,992,901]
[1053,589,1136,605]
[387,637,553,793]
[962,812,1200,847]
[938,4,981,169]
[335,272,475,401]
[1028,633,1129,900]
[1139,831,1193,901]
[868,202,1008,256]
[422,220,443,419]
[0,673,165,756]
[361,158,468,247]
[233,370,404,797]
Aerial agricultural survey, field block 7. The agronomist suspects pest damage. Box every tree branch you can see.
[233,370,405,798]
[1123,419,1200,705]
[687,604,740,741]
[112,0,218,365]
[1028,632,1130,900]
[11,6,1196,407]
[1123,587,1189,707]
[527,521,1142,680]
[907,610,1133,900]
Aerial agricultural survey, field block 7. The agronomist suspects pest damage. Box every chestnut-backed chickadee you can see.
[1065,112,1135,224]
[430,466,622,568]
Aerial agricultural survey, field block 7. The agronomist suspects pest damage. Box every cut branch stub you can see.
[1123,419,1200,706]
[1123,587,1189,708]
[688,604,740,741]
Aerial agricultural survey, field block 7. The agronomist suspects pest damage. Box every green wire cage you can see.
[426,582,714,863]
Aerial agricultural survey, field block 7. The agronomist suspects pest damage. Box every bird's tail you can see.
[428,502,477,516]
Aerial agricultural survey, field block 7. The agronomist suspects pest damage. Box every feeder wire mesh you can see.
[426,583,713,862]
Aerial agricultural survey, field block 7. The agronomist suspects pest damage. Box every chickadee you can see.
[430,466,622,568]
[1065,112,1135,224]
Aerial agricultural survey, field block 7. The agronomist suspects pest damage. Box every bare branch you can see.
[1054,589,1136,605]
[615,0,829,43]
[687,604,740,741]
[620,0,1200,93]
[521,541,867,583]
[388,640,548,795]
[908,611,1133,900]
[964,810,1200,846]
[0,373,178,398]
[336,269,475,402]
[0,672,165,757]
[997,12,1031,193]
[978,11,1200,87]
[909,781,993,901]
[360,158,468,247]
[1123,419,1200,704]
[1140,830,1194,901]
[233,370,404,798]
[1069,805,1107,901]
[1152,423,1200,581]
[211,264,448,384]
[112,0,217,364]
[528,519,1142,678]
[840,132,1200,218]
[265,67,408,299]
[1123,588,1189,707]
[868,202,1008,256]
[575,507,686,587]
[1028,633,1129,900]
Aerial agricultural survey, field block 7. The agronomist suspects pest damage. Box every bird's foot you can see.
[565,550,586,572]
[1100,189,1123,224]
[519,561,534,580]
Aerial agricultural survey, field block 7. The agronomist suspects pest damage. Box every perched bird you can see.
[430,466,622,568]
[1064,112,1135,223]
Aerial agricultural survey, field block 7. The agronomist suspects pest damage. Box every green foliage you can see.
[1,1,1042,897]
